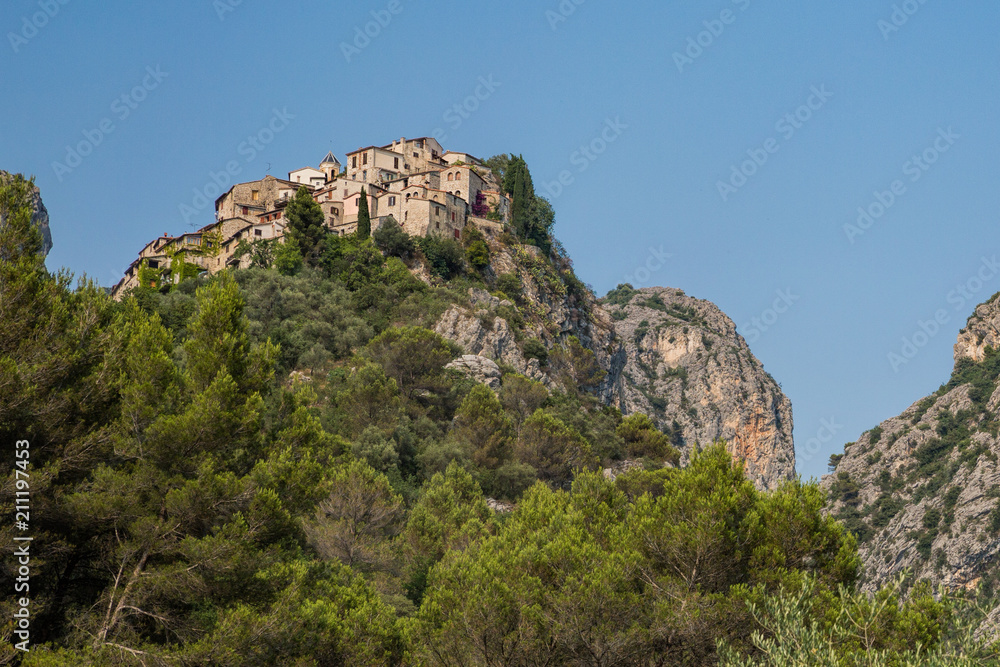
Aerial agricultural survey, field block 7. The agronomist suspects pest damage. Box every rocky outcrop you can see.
[432,239,796,491]
[824,293,1000,605]
[955,295,1000,363]
[445,354,503,390]
[0,170,53,256]
[600,286,795,490]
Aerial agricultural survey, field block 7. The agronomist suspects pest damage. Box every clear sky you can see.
[3,0,998,480]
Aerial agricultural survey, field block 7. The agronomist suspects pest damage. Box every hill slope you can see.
[825,293,1000,606]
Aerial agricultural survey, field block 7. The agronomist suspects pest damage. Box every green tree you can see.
[417,235,465,280]
[302,460,404,574]
[284,185,327,265]
[617,412,681,464]
[360,326,460,400]
[403,462,494,604]
[273,236,303,275]
[373,215,415,259]
[338,362,402,437]
[514,409,597,487]
[357,185,371,239]
[451,384,514,469]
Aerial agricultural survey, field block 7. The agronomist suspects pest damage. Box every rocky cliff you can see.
[432,237,796,490]
[0,170,52,255]
[825,292,1000,605]
[599,285,795,490]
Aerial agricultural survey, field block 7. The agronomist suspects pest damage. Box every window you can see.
[413,152,419,158]
[447,173,453,181]
[255,229,262,237]
[394,157,399,169]
[454,229,460,239]
[363,153,368,165]
[148,260,159,269]
[352,156,357,168]
[389,196,396,206]
[416,140,423,148]
[404,211,408,221]
[455,172,461,180]
[436,221,440,229]
[451,211,456,222]
[344,189,348,197]
[242,206,249,215]
[252,190,259,201]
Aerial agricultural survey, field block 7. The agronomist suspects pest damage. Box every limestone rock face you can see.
[600,287,795,490]
[432,247,796,491]
[0,170,53,256]
[824,293,1000,613]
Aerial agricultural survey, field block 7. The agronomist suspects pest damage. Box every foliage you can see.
[413,445,861,666]
[233,236,276,268]
[617,412,681,463]
[373,215,416,259]
[284,185,327,265]
[417,234,465,280]
[357,185,371,240]
[719,574,996,666]
[604,282,638,307]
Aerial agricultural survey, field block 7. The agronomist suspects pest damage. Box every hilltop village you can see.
[111,137,512,296]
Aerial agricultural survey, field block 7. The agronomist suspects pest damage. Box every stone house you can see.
[214,175,304,226]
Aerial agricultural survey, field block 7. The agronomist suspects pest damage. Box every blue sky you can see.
[3,0,998,480]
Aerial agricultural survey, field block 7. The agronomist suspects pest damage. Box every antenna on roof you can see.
[265,162,271,174]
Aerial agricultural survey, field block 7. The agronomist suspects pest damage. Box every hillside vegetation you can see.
[1,172,996,665]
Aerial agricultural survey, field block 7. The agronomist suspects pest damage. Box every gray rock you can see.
[445,354,503,390]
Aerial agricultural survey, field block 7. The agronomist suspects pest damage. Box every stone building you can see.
[214,175,303,226]
[112,136,513,299]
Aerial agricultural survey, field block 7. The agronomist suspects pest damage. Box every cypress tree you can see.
[357,186,371,240]
[284,185,326,265]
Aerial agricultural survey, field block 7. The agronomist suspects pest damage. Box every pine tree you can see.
[357,186,371,240]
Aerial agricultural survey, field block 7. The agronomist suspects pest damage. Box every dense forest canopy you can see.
[1,172,996,665]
